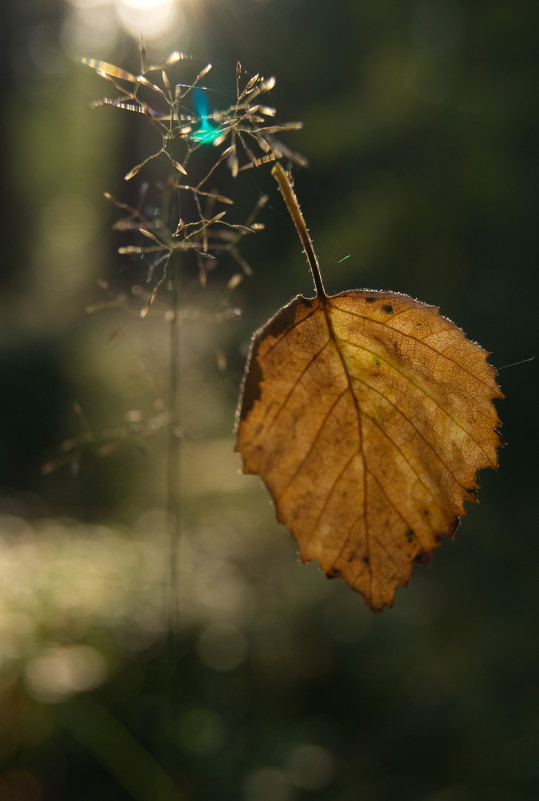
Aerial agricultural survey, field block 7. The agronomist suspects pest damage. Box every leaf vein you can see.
[331,301,495,394]
[279,387,348,497]
[349,374,467,503]
[257,304,318,361]
[310,450,359,540]
[263,338,331,437]
[339,336,492,462]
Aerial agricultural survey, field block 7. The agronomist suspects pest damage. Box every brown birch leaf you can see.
[235,165,503,611]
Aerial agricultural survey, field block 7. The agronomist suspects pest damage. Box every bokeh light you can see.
[24,644,107,703]
[115,0,183,42]
[286,743,334,791]
[63,0,185,55]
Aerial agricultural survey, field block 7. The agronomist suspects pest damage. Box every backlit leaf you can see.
[235,165,503,610]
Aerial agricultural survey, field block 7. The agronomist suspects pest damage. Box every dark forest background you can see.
[0,1,538,800]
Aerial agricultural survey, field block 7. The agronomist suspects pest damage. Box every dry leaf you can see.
[235,165,503,611]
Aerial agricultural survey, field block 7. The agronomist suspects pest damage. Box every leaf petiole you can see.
[272,163,326,300]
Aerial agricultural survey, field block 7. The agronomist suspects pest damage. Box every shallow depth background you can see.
[1,1,538,800]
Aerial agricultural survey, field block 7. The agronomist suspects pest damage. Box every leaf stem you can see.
[272,163,326,299]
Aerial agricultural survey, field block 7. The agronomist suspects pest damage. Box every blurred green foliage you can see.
[1,0,538,799]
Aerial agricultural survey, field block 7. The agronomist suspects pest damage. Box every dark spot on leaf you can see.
[362,555,370,565]
[405,529,415,542]
[236,295,309,421]
[414,551,431,566]
[326,566,342,578]
[365,296,377,304]
[382,304,393,314]
[237,342,263,420]
[301,297,313,308]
